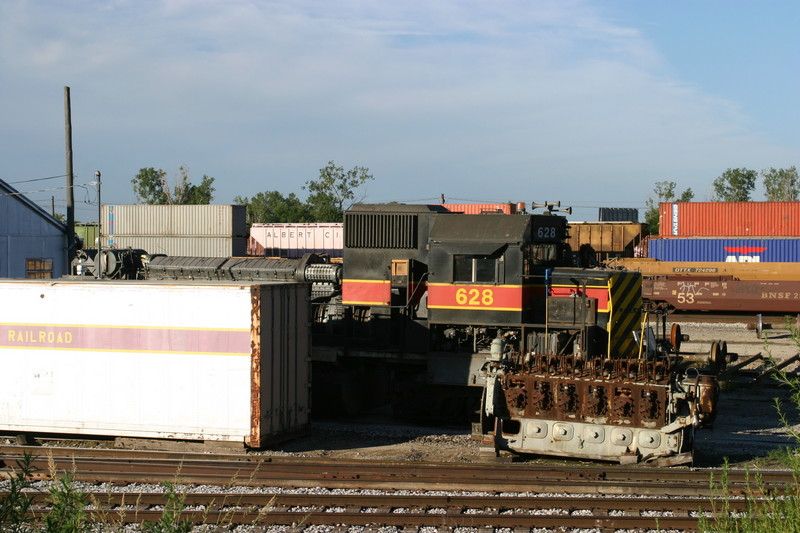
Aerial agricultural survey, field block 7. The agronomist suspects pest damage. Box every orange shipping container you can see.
[659,202,800,237]
[441,203,518,214]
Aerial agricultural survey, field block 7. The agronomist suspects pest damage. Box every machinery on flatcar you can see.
[82,202,719,464]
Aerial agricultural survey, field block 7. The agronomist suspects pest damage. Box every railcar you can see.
[90,202,718,464]
[608,258,800,313]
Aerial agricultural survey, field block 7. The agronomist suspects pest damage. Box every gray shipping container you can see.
[103,205,248,237]
[107,235,247,257]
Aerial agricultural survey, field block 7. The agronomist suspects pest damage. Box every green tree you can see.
[711,168,757,202]
[303,161,373,222]
[131,166,215,204]
[234,191,311,224]
[644,181,694,235]
[762,166,799,201]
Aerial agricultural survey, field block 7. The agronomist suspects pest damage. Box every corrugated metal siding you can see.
[103,205,247,237]
[0,192,67,278]
[75,224,98,248]
[251,283,310,446]
[440,203,517,214]
[107,236,247,257]
[599,207,639,222]
[567,222,646,253]
[647,238,800,262]
[249,223,343,258]
[659,202,800,237]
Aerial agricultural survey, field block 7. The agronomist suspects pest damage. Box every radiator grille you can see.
[345,213,418,249]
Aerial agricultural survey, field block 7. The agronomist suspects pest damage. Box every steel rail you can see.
[22,506,707,530]
[8,490,748,512]
[8,491,737,531]
[1,446,795,496]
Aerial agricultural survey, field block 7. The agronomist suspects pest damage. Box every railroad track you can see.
[1,445,795,531]
[2,490,734,530]
[0,445,794,495]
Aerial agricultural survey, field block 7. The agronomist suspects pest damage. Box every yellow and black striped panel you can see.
[607,271,642,357]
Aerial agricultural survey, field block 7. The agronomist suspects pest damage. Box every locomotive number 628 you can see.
[455,287,494,306]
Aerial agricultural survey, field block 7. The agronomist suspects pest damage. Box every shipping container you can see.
[659,202,800,237]
[440,203,519,215]
[567,222,647,260]
[647,237,800,263]
[599,207,639,222]
[0,279,310,447]
[75,223,98,249]
[102,205,248,237]
[249,223,343,258]
[107,236,247,257]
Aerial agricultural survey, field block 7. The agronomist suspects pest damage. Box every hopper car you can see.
[74,203,718,464]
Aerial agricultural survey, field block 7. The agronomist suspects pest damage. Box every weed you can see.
[142,482,192,533]
[0,453,36,533]
[43,471,91,533]
[700,316,800,532]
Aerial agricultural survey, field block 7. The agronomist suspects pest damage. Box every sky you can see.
[1,0,797,222]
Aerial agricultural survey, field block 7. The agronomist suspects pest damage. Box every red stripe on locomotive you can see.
[548,285,610,312]
[342,280,391,305]
[428,284,523,311]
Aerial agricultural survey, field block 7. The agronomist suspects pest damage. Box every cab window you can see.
[453,255,496,283]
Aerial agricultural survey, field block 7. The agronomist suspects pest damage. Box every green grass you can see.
[700,316,800,532]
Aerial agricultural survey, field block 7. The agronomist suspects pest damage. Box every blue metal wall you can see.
[648,238,800,262]
[0,182,67,278]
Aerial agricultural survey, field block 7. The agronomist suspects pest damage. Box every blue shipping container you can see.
[648,238,800,262]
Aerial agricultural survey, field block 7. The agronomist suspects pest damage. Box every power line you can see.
[0,181,96,198]
[5,174,68,185]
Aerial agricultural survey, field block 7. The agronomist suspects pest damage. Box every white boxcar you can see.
[249,223,343,258]
[0,279,309,447]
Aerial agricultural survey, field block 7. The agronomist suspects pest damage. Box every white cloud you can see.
[0,0,796,218]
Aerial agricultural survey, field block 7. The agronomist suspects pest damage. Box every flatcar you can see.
[609,258,800,313]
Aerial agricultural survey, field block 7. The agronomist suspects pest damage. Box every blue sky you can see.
[1,0,797,222]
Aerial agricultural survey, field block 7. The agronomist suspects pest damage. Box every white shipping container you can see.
[102,205,248,237]
[106,236,247,257]
[0,279,310,447]
[250,223,343,258]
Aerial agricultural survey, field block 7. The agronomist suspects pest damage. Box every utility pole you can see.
[64,86,76,271]
[96,171,102,279]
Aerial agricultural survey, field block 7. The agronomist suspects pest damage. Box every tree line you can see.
[644,166,798,233]
[130,161,373,224]
[131,162,797,233]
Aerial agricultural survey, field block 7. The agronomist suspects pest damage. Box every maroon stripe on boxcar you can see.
[0,323,251,355]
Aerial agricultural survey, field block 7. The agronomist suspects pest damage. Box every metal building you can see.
[0,178,67,278]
